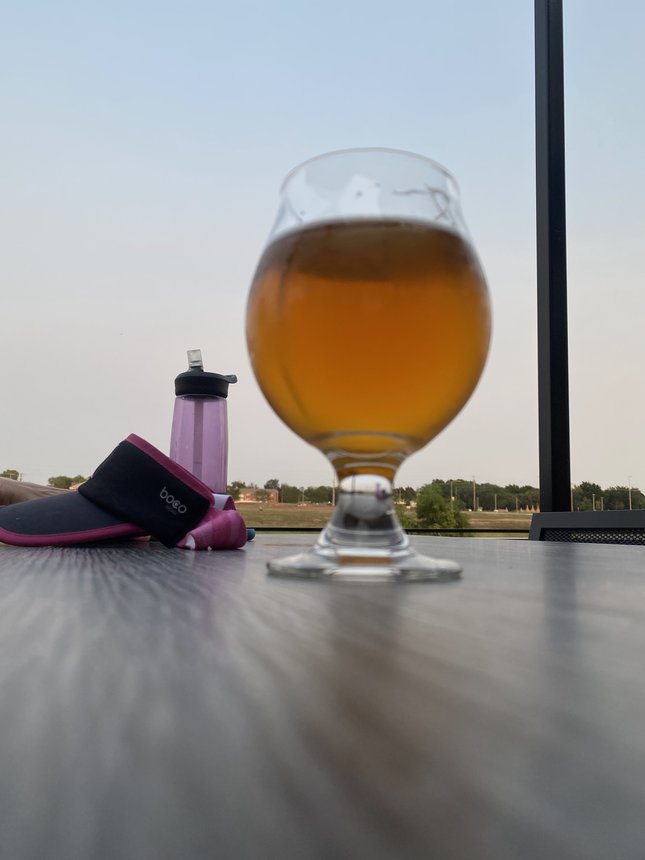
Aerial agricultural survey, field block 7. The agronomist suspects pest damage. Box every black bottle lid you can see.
[174,349,237,398]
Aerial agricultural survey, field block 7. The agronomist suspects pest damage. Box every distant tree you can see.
[254,489,271,503]
[280,484,301,504]
[495,489,514,511]
[48,476,67,489]
[603,485,645,511]
[450,478,475,511]
[304,485,333,504]
[1,469,19,481]
[603,485,629,511]
[633,488,645,509]
[430,479,450,501]
[395,504,418,529]
[477,483,498,511]
[46,474,87,490]
[572,481,603,511]
[503,485,523,511]
[264,478,281,490]
[227,480,246,501]
[519,485,540,510]
[415,485,467,529]
[399,486,417,504]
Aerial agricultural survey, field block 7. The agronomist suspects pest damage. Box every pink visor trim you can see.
[0,522,145,547]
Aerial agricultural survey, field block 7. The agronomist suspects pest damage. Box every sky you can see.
[2,0,645,492]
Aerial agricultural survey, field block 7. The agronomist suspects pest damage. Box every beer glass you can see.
[246,148,491,579]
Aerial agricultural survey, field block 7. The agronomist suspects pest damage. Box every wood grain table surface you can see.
[0,534,644,860]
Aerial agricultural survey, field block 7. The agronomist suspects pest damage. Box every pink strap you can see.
[176,495,247,551]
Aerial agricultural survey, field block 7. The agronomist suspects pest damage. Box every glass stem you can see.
[317,474,410,554]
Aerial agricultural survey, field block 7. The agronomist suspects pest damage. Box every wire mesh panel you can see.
[531,511,645,543]
[541,527,645,545]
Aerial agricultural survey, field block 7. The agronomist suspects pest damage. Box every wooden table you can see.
[0,534,644,859]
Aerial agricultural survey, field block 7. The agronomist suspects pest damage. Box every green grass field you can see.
[237,502,533,534]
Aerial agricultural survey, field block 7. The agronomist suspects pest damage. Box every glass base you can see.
[267,474,462,582]
[267,546,461,581]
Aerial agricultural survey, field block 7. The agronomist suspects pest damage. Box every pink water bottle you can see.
[170,349,237,493]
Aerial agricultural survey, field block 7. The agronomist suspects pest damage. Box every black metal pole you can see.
[535,0,571,511]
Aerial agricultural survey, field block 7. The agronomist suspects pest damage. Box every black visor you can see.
[0,434,213,548]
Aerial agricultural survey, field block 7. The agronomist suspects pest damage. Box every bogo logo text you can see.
[160,486,188,515]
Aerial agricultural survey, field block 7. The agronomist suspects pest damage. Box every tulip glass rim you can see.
[279,147,460,195]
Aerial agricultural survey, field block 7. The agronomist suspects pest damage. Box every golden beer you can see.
[246,218,490,479]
